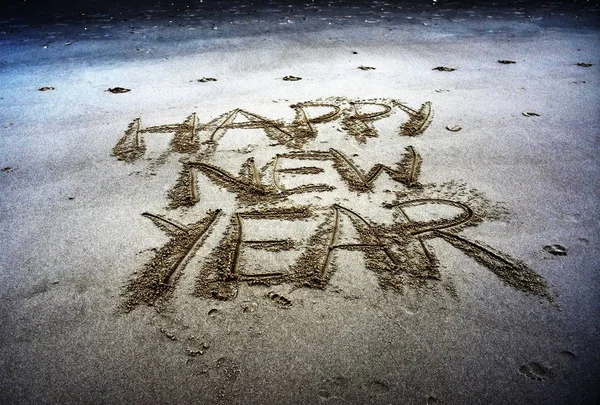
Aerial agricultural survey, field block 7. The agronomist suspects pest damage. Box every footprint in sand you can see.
[364,380,390,396]
[543,244,568,256]
[107,87,130,93]
[519,362,554,381]
[427,395,448,404]
[266,291,292,309]
[213,357,241,382]
[208,357,241,401]
[560,350,577,361]
[317,376,349,400]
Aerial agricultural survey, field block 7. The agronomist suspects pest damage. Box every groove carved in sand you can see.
[114,96,550,310]
[112,97,433,164]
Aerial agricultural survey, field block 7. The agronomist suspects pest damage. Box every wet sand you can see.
[0,1,599,404]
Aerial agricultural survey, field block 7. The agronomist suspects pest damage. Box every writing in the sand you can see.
[112,98,433,163]
[113,97,549,310]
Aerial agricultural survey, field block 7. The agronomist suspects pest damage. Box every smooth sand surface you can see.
[1,2,599,404]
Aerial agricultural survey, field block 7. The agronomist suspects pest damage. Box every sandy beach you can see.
[1,1,599,404]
